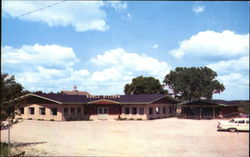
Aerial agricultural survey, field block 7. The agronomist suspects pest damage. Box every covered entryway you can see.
[85,98,121,120]
[97,107,108,120]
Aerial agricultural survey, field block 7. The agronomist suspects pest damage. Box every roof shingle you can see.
[25,93,177,104]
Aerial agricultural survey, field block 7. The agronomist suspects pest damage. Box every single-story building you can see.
[179,99,249,119]
[15,93,178,121]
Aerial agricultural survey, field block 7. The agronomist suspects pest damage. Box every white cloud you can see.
[106,1,127,11]
[2,45,170,94]
[207,56,249,74]
[2,44,91,92]
[2,44,79,68]
[193,5,205,13]
[170,30,249,100]
[15,67,91,92]
[170,30,249,59]
[90,48,171,78]
[125,13,133,20]
[88,48,171,94]
[152,43,159,49]
[2,1,127,32]
[217,73,249,87]
[214,73,249,100]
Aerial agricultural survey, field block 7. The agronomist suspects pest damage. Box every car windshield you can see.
[229,119,235,123]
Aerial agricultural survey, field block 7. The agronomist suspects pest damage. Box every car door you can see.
[244,119,249,131]
[236,119,245,131]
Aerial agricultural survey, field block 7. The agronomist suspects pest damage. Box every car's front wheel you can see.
[228,128,237,132]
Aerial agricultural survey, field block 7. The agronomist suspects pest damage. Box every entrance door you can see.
[97,107,108,120]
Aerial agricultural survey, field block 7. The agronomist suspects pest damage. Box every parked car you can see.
[217,118,249,132]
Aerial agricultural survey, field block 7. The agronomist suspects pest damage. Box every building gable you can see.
[88,99,119,104]
[20,94,62,104]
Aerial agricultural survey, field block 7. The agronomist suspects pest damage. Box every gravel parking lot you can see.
[1,118,249,156]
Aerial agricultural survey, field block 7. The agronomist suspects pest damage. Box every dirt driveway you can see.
[1,118,249,156]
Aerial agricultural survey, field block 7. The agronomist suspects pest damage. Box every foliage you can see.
[164,67,225,101]
[0,73,24,122]
[0,142,9,156]
[238,102,250,114]
[124,76,168,95]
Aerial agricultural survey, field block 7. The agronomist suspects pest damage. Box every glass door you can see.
[97,107,108,120]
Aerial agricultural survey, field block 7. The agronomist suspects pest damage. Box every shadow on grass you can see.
[13,142,47,147]
[217,130,249,133]
[0,142,8,156]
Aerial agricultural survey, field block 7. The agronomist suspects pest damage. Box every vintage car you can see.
[217,118,249,132]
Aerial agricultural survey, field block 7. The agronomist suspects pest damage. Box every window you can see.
[64,108,68,115]
[125,107,130,114]
[20,107,24,114]
[98,108,102,114]
[132,107,137,115]
[139,107,144,115]
[238,120,245,124]
[229,119,235,123]
[156,107,160,114]
[246,120,249,124]
[77,108,81,114]
[29,107,34,115]
[39,107,46,115]
[149,107,153,115]
[71,108,75,114]
[103,108,108,114]
[169,107,172,114]
[51,108,57,115]
[163,107,166,114]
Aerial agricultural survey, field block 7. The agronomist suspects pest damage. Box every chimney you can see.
[73,85,78,94]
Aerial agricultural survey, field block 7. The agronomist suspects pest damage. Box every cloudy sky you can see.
[2,1,249,100]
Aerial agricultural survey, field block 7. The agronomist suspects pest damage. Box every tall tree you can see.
[0,73,24,122]
[124,76,167,95]
[163,67,225,101]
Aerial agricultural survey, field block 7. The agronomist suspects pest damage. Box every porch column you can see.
[182,107,186,118]
[213,107,215,119]
[199,107,202,119]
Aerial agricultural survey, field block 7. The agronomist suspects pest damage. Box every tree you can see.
[163,67,225,101]
[124,76,167,95]
[0,73,24,122]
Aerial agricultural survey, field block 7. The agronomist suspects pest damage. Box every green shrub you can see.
[129,118,134,120]
[137,118,142,120]
[50,119,55,121]
[38,119,44,121]
[27,118,32,120]
[0,142,8,156]
[117,115,122,120]
[116,116,127,121]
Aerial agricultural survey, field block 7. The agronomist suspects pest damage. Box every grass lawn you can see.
[0,142,9,156]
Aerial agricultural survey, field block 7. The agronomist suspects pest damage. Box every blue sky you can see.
[2,1,249,100]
